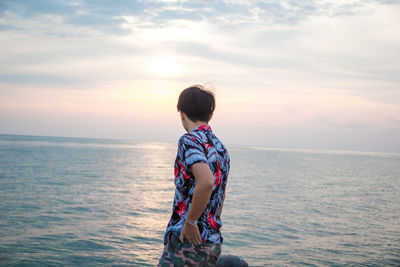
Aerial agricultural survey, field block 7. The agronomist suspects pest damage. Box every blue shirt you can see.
[163,124,230,245]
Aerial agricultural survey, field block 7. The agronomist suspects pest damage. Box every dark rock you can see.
[215,255,249,267]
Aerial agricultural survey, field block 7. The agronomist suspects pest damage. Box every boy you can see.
[159,85,230,266]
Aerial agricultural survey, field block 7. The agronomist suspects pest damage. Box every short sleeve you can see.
[179,134,208,169]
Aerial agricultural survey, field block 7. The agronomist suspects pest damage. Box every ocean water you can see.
[0,134,399,266]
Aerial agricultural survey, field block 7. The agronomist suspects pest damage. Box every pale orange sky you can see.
[0,0,399,152]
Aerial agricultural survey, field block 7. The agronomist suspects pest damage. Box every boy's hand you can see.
[179,163,212,246]
[179,221,202,245]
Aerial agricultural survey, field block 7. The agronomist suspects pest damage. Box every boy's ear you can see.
[179,110,185,121]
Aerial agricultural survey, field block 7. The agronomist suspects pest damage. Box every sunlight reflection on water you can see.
[0,135,399,266]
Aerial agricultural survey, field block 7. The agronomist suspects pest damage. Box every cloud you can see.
[1,0,399,87]
[0,0,399,151]
[0,73,85,84]
[3,0,399,35]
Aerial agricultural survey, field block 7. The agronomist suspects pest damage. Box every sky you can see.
[0,0,399,152]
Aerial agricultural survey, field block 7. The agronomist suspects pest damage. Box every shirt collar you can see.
[191,124,211,133]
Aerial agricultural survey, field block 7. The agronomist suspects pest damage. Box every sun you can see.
[148,57,181,78]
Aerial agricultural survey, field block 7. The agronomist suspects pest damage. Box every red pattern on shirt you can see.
[215,162,222,187]
[175,201,187,216]
[207,211,219,229]
[177,161,190,180]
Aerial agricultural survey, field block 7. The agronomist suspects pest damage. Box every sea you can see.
[0,134,399,266]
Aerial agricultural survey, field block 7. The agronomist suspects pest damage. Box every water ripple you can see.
[1,135,399,266]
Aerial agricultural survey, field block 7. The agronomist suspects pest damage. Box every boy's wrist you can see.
[186,218,198,226]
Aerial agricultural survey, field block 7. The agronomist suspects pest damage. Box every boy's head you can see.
[177,85,215,123]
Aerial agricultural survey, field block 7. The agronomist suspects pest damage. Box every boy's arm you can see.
[179,162,214,245]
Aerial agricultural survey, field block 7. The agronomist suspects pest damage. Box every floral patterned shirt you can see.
[163,124,230,245]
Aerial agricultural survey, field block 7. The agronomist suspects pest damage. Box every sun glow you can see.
[148,57,181,77]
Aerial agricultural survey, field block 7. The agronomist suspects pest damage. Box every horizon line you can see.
[1,132,399,155]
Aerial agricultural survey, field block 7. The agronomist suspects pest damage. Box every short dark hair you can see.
[177,85,215,122]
